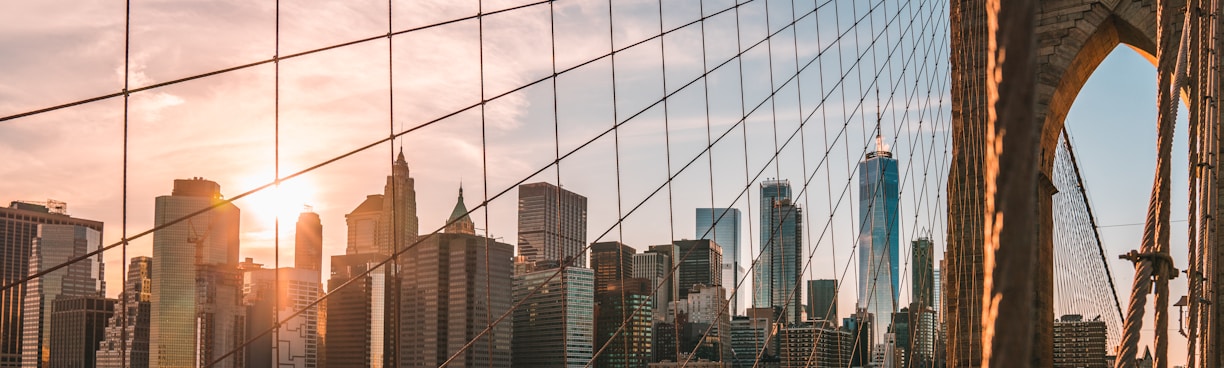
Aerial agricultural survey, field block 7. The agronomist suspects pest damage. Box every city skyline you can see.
[0,0,1202,365]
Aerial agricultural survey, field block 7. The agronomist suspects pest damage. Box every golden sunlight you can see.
[237,175,318,226]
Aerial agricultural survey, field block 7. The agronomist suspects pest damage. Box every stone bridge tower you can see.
[947,0,1221,366]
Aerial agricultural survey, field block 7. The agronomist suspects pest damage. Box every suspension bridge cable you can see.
[0,0,764,295]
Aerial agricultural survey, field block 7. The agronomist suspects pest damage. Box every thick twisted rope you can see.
[1115,5,1191,367]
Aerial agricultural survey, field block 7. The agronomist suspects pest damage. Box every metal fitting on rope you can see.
[1120,250,1180,279]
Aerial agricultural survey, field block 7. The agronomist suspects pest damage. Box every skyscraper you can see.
[243,266,321,368]
[0,201,101,368]
[512,259,594,367]
[634,247,676,322]
[755,180,803,324]
[296,208,323,272]
[591,242,635,295]
[912,237,934,309]
[673,239,723,301]
[149,178,244,368]
[593,278,654,368]
[397,187,513,368]
[325,253,390,368]
[47,296,115,368]
[96,256,153,368]
[807,279,837,322]
[21,222,106,368]
[345,195,383,255]
[517,182,588,267]
[858,137,899,341]
[378,149,419,255]
[695,208,742,314]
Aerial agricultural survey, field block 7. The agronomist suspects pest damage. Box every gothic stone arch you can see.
[947,0,1221,366]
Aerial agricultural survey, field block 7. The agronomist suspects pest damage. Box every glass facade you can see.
[755,180,803,324]
[695,208,742,314]
[21,224,104,368]
[806,279,837,322]
[517,182,588,267]
[0,202,102,368]
[857,148,899,342]
[397,232,514,368]
[511,264,594,367]
[150,178,244,368]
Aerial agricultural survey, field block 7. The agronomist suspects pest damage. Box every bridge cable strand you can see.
[1115,4,1193,367]
[0,0,762,296]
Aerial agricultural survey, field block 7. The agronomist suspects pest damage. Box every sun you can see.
[238,175,318,226]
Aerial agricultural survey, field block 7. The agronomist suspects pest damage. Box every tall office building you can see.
[296,208,323,272]
[22,222,106,368]
[1053,315,1107,368]
[378,149,419,255]
[858,137,899,341]
[634,247,677,322]
[517,182,588,267]
[755,180,803,324]
[397,188,514,367]
[243,266,321,368]
[591,242,635,294]
[695,208,742,314]
[345,195,383,255]
[47,296,114,368]
[594,278,654,368]
[912,237,934,309]
[806,279,837,322]
[325,253,390,368]
[0,201,101,368]
[512,260,594,367]
[150,178,245,368]
[673,239,722,301]
[96,256,153,368]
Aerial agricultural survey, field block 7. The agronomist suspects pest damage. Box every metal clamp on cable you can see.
[1120,250,1180,280]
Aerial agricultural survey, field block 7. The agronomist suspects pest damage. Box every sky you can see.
[0,0,1187,364]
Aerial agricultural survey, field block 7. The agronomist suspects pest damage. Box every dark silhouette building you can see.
[397,187,514,367]
[595,278,654,368]
[806,280,837,322]
[48,296,115,368]
[295,209,323,272]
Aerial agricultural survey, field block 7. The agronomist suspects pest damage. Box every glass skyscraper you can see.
[695,208,742,314]
[857,138,899,342]
[755,180,803,324]
[0,201,102,368]
[517,182,588,267]
[150,178,244,368]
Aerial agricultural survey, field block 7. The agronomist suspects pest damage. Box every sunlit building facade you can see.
[149,178,244,368]
[21,222,105,368]
[0,201,101,368]
[96,256,153,368]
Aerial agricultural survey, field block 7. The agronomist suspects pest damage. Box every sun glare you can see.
[238,176,318,226]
